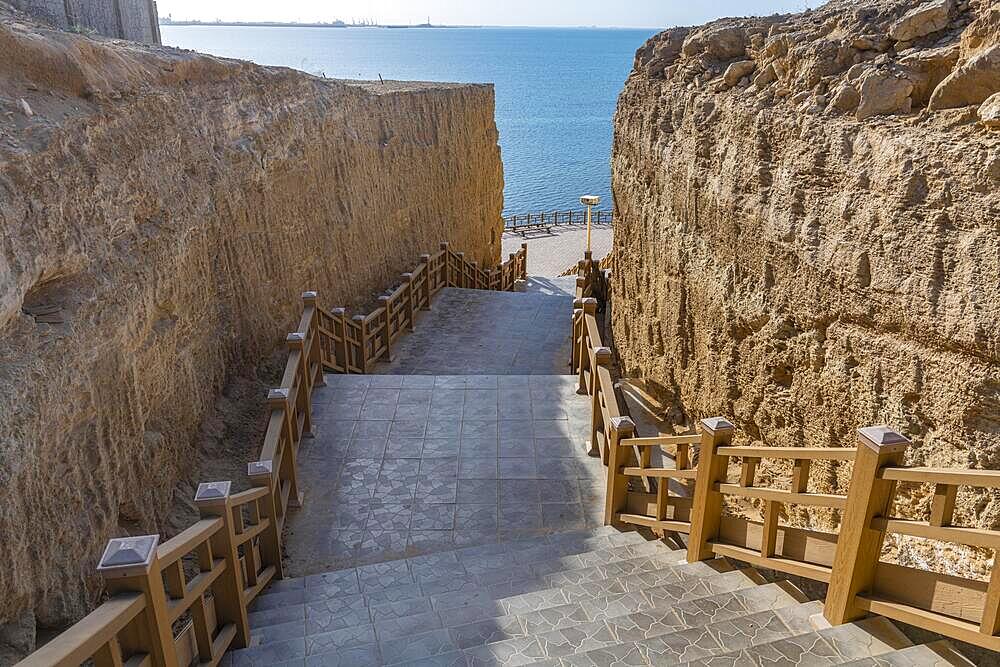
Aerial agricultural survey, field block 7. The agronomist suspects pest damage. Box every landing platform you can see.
[287,374,606,576]
[373,281,576,375]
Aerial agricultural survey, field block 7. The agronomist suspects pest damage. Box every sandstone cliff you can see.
[612,0,998,571]
[0,2,503,643]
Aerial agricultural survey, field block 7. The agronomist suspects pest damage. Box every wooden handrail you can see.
[880,467,1000,487]
[621,434,701,448]
[19,286,333,665]
[16,593,146,666]
[874,518,1000,550]
[717,484,848,510]
[230,486,269,506]
[566,250,1000,655]
[623,467,697,480]
[157,518,224,566]
[717,446,856,461]
[314,242,526,374]
[18,243,524,665]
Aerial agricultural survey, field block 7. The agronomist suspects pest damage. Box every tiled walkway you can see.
[374,283,574,376]
[284,280,605,577]
[502,224,613,277]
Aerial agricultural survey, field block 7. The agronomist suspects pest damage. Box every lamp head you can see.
[580,195,601,207]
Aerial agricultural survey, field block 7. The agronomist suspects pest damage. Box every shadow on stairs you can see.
[224,527,972,666]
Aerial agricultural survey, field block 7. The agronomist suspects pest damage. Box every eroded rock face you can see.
[612,0,999,555]
[0,6,502,633]
[930,44,1000,108]
[856,66,915,118]
[889,0,952,42]
[982,90,1000,125]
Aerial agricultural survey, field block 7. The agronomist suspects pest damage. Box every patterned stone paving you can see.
[373,284,575,376]
[285,374,606,576]
[235,280,940,667]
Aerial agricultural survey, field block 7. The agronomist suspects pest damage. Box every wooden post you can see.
[587,347,611,458]
[825,426,909,624]
[419,255,432,310]
[570,298,583,371]
[521,242,528,279]
[687,417,735,562]
[269,388,303,507]
[402,273,415,330]
[301,291,325,386]
[470,261,479,289]
[982,561,1000,636]
[353,314,368,372]
[97,535,177,667]
[439,242,451,287]
[332,308,349,372]
[761,500,779,558]
[605,416,636,526]
[577,298,597,395]
[453,252,464,288]
[286,333,313,437]
[378,296,393,361]
[929,483,957,527]
[193,481,252,650]
[247,460,285,581]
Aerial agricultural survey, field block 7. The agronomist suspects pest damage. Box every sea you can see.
[160,26,659,216]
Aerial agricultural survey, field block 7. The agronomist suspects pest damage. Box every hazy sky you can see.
[158,1,814,28]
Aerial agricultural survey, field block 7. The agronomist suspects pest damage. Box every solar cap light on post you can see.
[580,194,600,254]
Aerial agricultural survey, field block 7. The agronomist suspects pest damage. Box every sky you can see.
[157,1,814,28]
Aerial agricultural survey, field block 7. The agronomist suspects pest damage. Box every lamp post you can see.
[580,195,600,254]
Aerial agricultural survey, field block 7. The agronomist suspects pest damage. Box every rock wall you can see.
[0,3,503,637]
[612,0,998,554]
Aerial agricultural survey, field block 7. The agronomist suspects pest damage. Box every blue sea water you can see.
[160,26,658,215]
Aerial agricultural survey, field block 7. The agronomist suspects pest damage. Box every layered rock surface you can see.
[612,0,998,564]
[0,1,502,643]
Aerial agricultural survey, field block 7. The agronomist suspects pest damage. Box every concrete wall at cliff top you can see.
[0,6,503,632]
[11,0,161,44]
[611,0,998,564]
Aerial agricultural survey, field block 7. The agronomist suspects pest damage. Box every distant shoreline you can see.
[159,22,656,30]
[159,21,468,29]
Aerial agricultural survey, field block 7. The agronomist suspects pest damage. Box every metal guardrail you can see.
[503,210,614,234]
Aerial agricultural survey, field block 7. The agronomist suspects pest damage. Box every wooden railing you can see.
[17,241,523,666]
[315,241,527,373]
[18,287,326,666]
[571,252,1000,654]
[504,210,614,230]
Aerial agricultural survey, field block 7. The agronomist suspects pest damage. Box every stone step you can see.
[248,546,692,633]
[513,600,827,667]
[252,532,660,615]
[226,563,764,665]
[669,615,914,667]
[259,527,646,599]
[437,568,760,652]
[244,553,750,652]
[837,639,975,666]
[449,580,806,667]
[525,607,910,667]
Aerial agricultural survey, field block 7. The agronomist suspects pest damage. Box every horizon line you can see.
[159,19,668,30]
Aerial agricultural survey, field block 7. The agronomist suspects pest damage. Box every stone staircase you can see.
[223,527,970,667]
